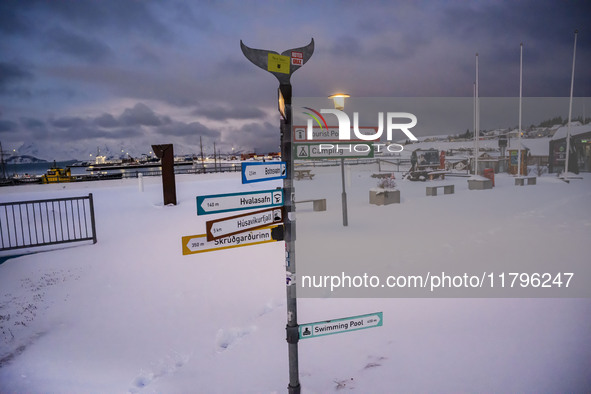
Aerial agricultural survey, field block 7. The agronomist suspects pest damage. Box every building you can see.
[548,124,591,173]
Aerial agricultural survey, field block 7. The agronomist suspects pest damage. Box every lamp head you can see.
[328,93,350,111]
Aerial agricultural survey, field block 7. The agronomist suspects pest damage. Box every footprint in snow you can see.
[129,352,189,392]
[215,325,257,352]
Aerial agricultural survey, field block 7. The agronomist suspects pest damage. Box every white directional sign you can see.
[206,207,283,241]
[197,189,283,215]
[293,126,379,142]
[242,162,286,184]
[182,225,282,255]
[294,143,374,160]
[299,312,383,339]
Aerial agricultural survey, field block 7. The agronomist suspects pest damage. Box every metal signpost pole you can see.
[241,39,314,394]
[279,87,300,393]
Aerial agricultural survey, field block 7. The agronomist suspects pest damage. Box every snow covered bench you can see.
[295,198,326,211]
[426,184,454,196]
[468,177,493,190]
[515,176,536,186]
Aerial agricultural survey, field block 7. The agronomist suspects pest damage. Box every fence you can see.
[120,164,242,179]
[0,193,97,252]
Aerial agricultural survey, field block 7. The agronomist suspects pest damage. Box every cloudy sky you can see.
[0,0,589,160]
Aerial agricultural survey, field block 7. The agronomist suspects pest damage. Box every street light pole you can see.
[329,94,350,227]
[340,157,348,226]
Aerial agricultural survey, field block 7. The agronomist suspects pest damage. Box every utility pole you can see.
[241,38,314,394]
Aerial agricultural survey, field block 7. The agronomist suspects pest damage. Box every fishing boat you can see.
[41,163,73,183]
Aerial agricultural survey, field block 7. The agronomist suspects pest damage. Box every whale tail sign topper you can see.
[240,38,314,84]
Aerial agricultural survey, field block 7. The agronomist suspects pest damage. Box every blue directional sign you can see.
[241,162,287,184]
[197,189,283,215]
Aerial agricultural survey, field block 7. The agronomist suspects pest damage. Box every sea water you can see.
[3,161,81,176]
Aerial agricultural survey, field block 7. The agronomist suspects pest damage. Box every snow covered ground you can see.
[1,165,590,393]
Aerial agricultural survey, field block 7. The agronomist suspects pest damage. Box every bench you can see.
[468,178,493,190]
[515,176,536,186]
[295,199,326,211]
[295,169,315,180]
[426,184,454,196]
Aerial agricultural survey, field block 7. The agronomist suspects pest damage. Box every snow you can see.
[1,166,590,392]
[551,123,591,140]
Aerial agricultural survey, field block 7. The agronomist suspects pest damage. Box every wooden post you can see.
[151,144,177,205]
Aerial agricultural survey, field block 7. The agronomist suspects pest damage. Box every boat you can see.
[12,173,42,184]
[41,164,73,183]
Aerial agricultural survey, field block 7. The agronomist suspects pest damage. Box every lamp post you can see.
[329,94,350,227]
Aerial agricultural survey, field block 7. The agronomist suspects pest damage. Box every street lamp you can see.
[328,93,350,111]
[329,93,350,226]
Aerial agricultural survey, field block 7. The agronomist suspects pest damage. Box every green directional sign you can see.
[299,312,383,339]
[294,143,374,160]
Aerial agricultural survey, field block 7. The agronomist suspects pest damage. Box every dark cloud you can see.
[329,36,364,57]
[214,57,255,76]
[94,113,118,128]
[0,0,31,35]
[119,103,170,127]
[36,0,171,41]
[51,116,86,129]
[170,1,214,32]
[158,121,220,139]
[0,119,18,132]
[20,117,45,130]
[59,125,143,141]
[132,45,163,66]
[192,105,266,121]
[0,62,33,90]
[227,122,280,154]
[44,26,112,62]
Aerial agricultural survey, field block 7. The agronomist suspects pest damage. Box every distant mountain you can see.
[13,141,201,162]
[5,155,48,164]
[14,142,156,162]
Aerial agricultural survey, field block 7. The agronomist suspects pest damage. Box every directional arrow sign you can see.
[182,225,283,255]
[299,312,383,339]
[294,143,374,160]
[197,189,283,215]
[242,162,287,184]
[206,207,283,241]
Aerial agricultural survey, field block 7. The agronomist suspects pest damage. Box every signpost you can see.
[294,143,374,160]
[242,162,287,184]
[293,126,378,142]
[241,38,314,394]
[182,225,283,255]
[299,312,383,339]
[206,207,284,241]
[196,189,283,215]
